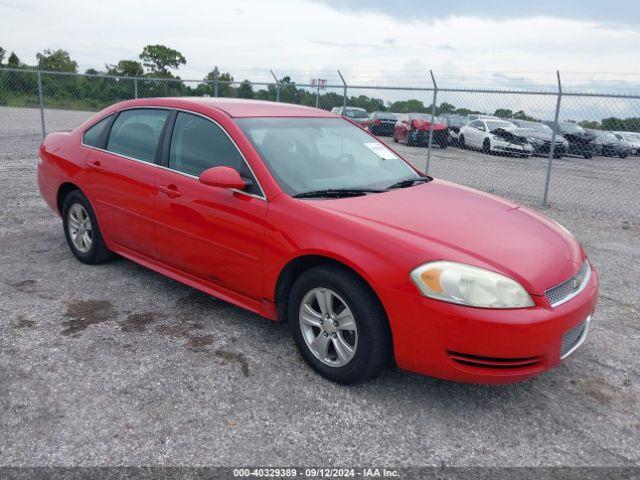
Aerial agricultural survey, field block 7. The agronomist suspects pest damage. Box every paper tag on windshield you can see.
[364,142,399,160]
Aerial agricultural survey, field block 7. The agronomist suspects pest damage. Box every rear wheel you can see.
[62,190,115,264]
[459,135,466,149]
[288,265,391,384]
[583,152,593,159]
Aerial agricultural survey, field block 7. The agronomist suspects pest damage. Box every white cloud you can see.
[1,0,639,93]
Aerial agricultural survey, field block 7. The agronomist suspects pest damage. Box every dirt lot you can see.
[1,106,639,467]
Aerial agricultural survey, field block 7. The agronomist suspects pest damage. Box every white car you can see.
[459,119,535,156]
[612,131,640,155]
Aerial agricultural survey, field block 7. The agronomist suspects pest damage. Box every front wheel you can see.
[583,152,593,159]
[459,135,466,149]
[482,138,491,154]
[288,265,391,384]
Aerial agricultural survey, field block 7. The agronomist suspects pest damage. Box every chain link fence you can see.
[1,67,638,220]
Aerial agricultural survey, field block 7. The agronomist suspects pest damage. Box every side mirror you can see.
[199,166,245,190]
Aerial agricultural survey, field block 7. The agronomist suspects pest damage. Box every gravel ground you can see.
[1,106,639,467]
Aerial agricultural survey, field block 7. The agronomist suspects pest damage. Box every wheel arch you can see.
[274,254,388,327]
[56,182,82,214]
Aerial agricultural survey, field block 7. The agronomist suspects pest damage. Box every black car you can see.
[510,119,568,158]
[585,129,632,158]
[543,121,596,159]
[440,114,470,145]
[367,111,397,136]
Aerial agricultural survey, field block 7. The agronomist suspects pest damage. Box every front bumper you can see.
[493,141,534,155]
[378,266,598,383]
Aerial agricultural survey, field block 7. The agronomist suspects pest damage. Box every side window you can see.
[82,115,112,147]
[107,109,169,163]
[169,112,260,194]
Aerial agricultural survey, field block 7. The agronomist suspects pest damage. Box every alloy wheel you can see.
[298,287,358,367]
[67,203,93,253]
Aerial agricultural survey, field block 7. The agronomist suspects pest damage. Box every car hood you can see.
[412,119,447,131]
[311,180,584,295]
[511,128,566,143]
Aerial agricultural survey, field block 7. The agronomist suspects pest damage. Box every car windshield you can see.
[373,112,396,120]
[486,120,516,131]
[595,131,618,142]
[515,121,552,133]
[236,117,419,196]
[410,113,441,122]
[560,123,585,134]
[344,109,369,119]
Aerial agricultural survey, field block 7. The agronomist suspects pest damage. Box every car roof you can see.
[115,97,336,118]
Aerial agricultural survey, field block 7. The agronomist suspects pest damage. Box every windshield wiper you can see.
[386,176,432,190]
[293,188,385,199]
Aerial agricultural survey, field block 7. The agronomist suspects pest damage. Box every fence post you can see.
[425,70,438,174]
[134,76,138,99]
[543,71,562,207]
[315,77,321,108]
[213,68,219,97]
[338,70,347,109]
[37,70,46,140]
[270,69,280,102]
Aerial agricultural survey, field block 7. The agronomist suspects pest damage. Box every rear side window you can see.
[107,109,169,163]
[82,115,112,147]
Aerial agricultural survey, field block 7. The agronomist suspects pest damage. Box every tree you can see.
[36,49,78,72]
[437,102,456,115]
[237,80,255,99]
[494,108,513,118]
[513,110,538,121]
[579,120,600,129]
[0,47,5,66]
[7,52,21,68]
[139,45,186,77]
[388,99,428,113]
[108,60,143,77]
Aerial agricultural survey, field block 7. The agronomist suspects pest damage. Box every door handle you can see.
[158,184,181,198]
[87,160,103,172]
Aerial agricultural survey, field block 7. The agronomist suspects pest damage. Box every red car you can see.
[38,98,598,384]
[393,112,449,148]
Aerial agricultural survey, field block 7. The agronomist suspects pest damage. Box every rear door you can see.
[154,111,268,300]
[85,108,170,258]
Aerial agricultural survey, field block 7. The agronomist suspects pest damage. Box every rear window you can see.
[82,115,112,147]
[106,109,170,163]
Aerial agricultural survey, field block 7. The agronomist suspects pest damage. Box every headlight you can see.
[527,137,542,144]
[410,261,534,309]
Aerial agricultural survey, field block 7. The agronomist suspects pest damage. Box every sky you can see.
[1,0,639,119]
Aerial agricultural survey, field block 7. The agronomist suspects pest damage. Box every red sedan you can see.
[38,98,598,384]
[393,112,449,148]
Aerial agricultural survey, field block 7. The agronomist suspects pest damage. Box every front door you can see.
[154,111,268,300]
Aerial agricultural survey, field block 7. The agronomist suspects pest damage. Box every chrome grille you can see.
[561,316,591,359]
[545,262,591,307]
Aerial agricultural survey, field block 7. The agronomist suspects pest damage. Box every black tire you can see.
[392,132,398,143]
[438,140,448,149]
[583,152,593,159]
[459,135,466,149]
[619,153,628,159]
[62,190,115,264]
[405,134,412,147]
[288,265,392,384]
[482,138,491,154]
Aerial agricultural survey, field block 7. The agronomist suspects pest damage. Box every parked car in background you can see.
[585,129,632,158]
[458,119,534,156]
[467,114,500,121]
[366,111,398,136]
[38,97,598,385]
[543,122,596,159]
[330,106,370,126]
[612,131,640,155]
[393,113,449,148]
[510,119,569,158]
[440,114,470,145]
